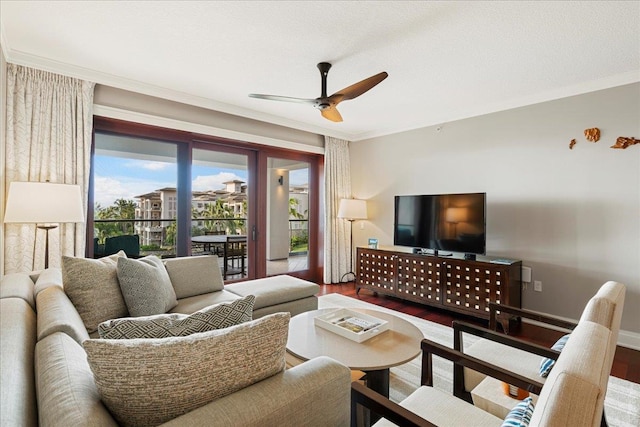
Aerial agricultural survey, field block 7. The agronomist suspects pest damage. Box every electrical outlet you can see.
[359,222,364,230]
[534,281,542,292]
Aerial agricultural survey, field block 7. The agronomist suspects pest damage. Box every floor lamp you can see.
[337,198,368,283]
[4,182,85,269]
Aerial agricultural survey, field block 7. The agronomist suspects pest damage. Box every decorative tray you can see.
[314,308,389,343]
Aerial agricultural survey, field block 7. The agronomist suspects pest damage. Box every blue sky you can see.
[94,155,307,207]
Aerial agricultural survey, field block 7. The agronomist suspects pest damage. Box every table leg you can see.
[361,368,390,426]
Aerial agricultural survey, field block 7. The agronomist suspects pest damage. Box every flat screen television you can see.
[394,193,486,256]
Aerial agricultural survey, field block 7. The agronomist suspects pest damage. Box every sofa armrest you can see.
[488,302,577,332]
[160,356,351,427]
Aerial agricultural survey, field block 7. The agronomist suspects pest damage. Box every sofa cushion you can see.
[374,385,503,427]
[34,267,63,296]
[169,289,241,314]
[226,275,319,309]
[97,295,255,339]
[62,251,128,333]
[539,334,570,377]
[0,273,36,309]
[501,397,534,427]
[36,285,90,345]
[163,255,224,299]
[35,332,117,427]
[117,255,177,317]
[84,312,290,427]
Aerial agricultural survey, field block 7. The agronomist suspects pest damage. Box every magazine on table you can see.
[314,308,389,342]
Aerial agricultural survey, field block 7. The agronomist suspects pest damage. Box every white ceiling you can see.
[1,1,639,141]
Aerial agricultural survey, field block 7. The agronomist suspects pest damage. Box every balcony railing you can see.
[93,217,309,258]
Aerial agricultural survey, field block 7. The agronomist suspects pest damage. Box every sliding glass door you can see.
[191,145,252,280]
[91,117,322,282]
[265,156,310,276]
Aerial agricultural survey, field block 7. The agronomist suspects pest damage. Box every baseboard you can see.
[523,318,640,351]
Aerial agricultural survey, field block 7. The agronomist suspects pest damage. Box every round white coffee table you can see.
[286,308,423,398]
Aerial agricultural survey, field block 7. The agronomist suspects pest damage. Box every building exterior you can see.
[134,181,248,247]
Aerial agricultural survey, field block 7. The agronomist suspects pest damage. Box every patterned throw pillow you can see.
[84,312,290,427]
[62,251,128,333]
[539,334,570,377]
[98,295,255,339]
[501,397,535,427]
[116,255,178,317]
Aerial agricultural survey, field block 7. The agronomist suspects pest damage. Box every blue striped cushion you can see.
[501,397,535,427]
[539,334,570,377]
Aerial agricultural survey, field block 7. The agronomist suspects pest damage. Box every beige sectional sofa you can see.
[0,255,351,427]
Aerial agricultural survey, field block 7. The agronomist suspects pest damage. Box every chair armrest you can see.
[453,320,561,360]
[488,302,577,331]
[351,381,436,427]
[421,339,544,395]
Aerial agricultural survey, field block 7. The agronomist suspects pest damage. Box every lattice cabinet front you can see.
[442,259,521,318]
[356,248,521,321]
[356,248,397,296]
[396,254,441,304]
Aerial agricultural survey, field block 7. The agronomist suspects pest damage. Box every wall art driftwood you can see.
[584,127,601,142]
[610,137,639,149]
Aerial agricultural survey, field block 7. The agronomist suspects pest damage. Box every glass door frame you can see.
[91,116,323,283]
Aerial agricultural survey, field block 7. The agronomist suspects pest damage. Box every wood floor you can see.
[319,282,640,384]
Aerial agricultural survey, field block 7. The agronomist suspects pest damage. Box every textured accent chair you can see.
[351,281,625,427]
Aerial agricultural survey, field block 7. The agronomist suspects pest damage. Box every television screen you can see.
[394,193,486,255]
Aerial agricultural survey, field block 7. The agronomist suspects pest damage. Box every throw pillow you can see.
[116,255,178,317]
[84,312,290,427]
[163,255,224,299]
[98,295,255,339]
[62,251,128,333]
[539,334,570,377]
[501,397,535,427]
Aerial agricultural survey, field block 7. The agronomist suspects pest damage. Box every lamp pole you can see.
[340,219,356,283]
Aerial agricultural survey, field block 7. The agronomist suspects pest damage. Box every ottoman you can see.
[226,275,320,318]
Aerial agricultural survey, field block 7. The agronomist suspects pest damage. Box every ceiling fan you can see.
[249,62,388,122]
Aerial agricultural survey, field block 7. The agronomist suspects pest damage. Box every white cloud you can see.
[94,176,173,207]
[192,172,245,191]
[140,161,170,171]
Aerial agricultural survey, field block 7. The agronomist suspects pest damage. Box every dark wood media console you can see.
[356,248,522,332]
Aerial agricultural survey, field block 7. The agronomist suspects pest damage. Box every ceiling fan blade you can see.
[330,71,388,103]
[249,94,316,105]
[321,107,343,122]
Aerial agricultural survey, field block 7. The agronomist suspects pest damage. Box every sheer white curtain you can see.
[4,64,95,273]
[323,136,352,283]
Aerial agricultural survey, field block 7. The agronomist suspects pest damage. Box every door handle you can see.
[252,225,257,241]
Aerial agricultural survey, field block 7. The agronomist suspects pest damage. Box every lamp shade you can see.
[445,207,467,223]
[4,182,85,224]
[337,199,367,220]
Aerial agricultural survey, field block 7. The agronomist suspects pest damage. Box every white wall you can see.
[350,83,640,342]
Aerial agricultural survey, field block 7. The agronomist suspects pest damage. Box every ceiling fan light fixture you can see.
[248,62,387,122]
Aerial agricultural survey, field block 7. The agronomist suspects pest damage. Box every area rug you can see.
[318,293,640,427]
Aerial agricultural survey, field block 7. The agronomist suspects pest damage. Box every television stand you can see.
[356,247,522,333]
